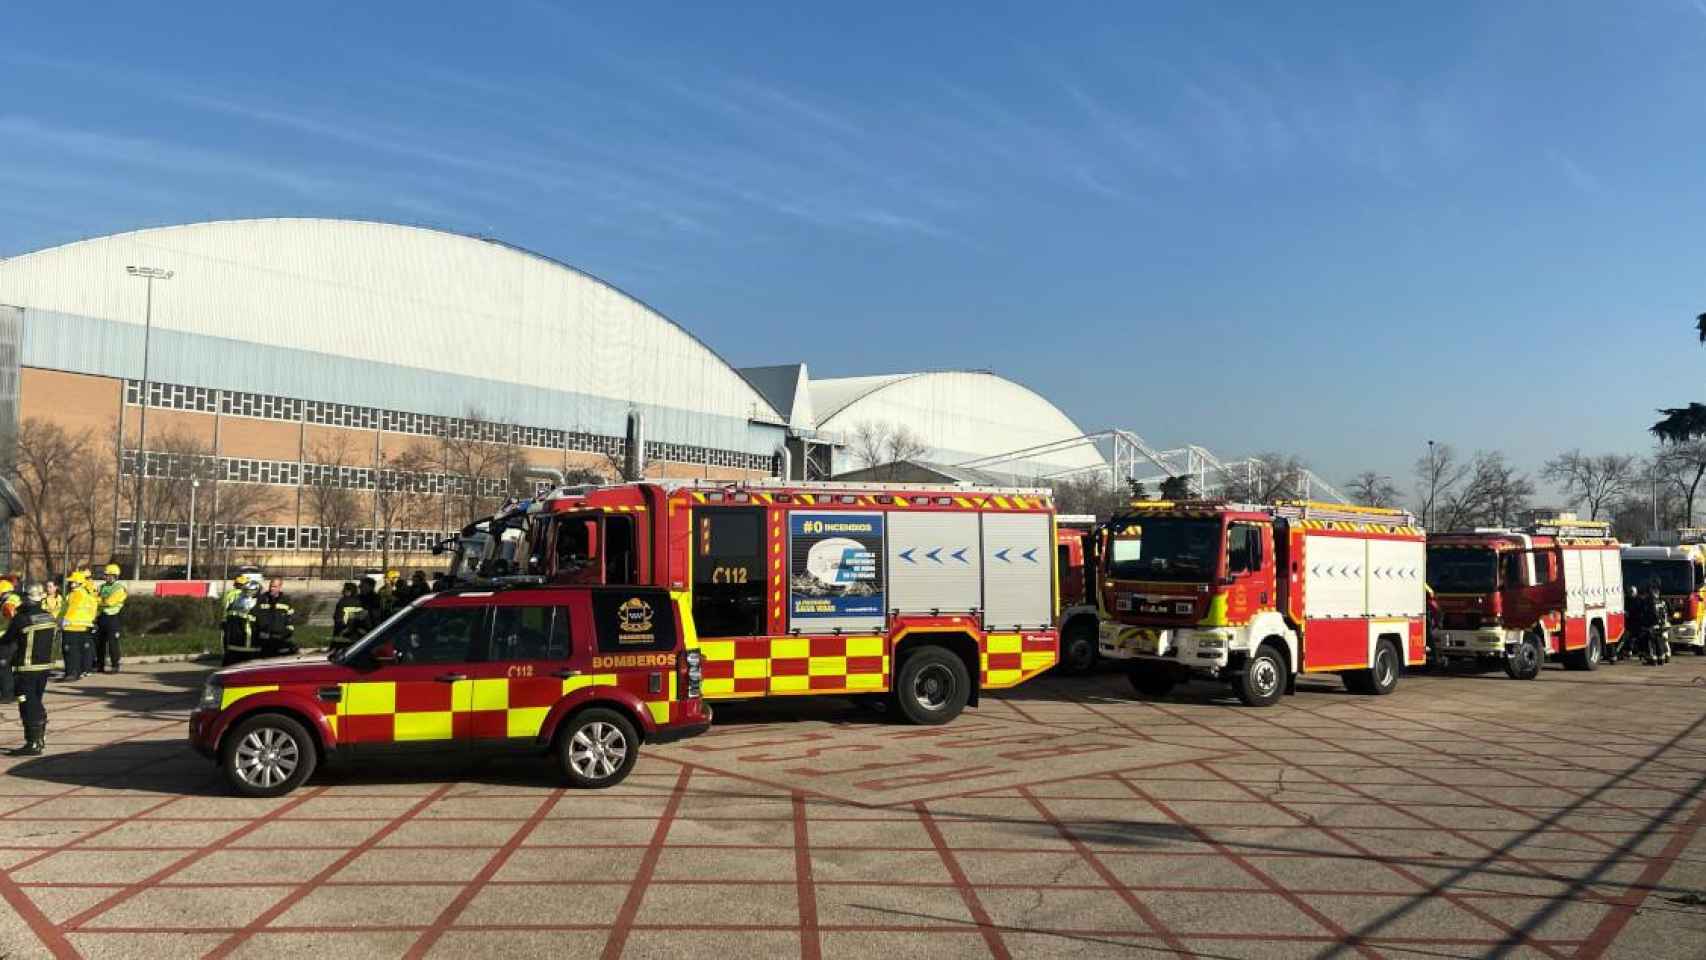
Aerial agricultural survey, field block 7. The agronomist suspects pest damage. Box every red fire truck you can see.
[1096,500,1427,706]
[449,480,1060,724]
[1429,517,1624,678]
[1055,514,1101,673]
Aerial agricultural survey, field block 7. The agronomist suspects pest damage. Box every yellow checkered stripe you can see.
[685,491,1051,510]
[697,635,889,697]
[329,674,622,741]
[1299,519,1421,535]
[980,632,1056,689]
[220,685,278,709]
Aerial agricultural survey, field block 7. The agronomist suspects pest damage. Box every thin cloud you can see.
[0,115,332,196]
[1547,148,1605,198]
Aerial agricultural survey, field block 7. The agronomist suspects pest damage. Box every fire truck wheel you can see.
[222,713,318,798]
[1564,626,1603,672]
[894,647,971,725]
[1061,621,1098,674]
[1345,640,1401,696]
[1504,632,1544,681]
[1235,644,1287,707]
[557,709,639,789]
[1128,668,1176,698]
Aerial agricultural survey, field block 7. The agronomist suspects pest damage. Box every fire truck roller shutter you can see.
[1563,549,1586,617]
[888,512,983,615]
[1603,550,1624,616]
[981,512,1053,631]
[1303,534,1367,619]
[1367,539,1426,619]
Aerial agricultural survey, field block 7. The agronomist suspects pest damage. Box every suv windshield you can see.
[1105,517,1220,582]
[1622,559,1694,596]
[1428,547,1497,592]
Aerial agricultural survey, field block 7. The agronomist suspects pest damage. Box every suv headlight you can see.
[198,677,223,710]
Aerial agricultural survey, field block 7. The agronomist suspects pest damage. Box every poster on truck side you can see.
[789,512,885,632]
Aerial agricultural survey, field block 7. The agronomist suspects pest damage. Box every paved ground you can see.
[0,659,1704,959]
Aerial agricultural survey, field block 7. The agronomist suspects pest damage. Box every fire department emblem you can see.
[617,597,655,634]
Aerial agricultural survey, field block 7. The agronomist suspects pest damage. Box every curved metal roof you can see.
[0,218,782,424]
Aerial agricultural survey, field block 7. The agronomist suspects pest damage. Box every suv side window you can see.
[490,605,572,661]
[391,606,488,664]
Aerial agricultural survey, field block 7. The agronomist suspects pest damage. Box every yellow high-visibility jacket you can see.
[98,582,127,617]
[62,584,99,632]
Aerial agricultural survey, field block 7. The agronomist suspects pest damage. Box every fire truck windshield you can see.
[1621,559,1694,595]
[1427,548,1497,592]
[1106,517,1218,581]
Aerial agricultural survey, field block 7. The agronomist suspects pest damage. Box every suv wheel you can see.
[893,647,971,725]
[222,713,317,798]
[558,708,640,789]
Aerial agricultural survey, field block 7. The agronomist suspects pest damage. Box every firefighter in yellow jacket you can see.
[0,579,16,711]
[94,563,127,674]
[220,573,264,666]
[60,572,99,682]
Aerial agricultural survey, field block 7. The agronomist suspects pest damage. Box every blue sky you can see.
[3,1,1705,498]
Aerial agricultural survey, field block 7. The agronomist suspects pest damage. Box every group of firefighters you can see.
[1619,583,1676,666]
[220,567,439,665]
[0,563,128,756]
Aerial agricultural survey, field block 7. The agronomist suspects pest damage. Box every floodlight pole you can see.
[126,265,173,579]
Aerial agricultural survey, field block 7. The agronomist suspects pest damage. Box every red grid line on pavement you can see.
[1108,771,1381,959]
[791,790,822,960]
[401,786,564,958]
[1015,784,1189,957]
[56,787,327,930]
[1578,781,1706,957]
[1162,699,1638,905]
[599,764,692,960]
[0,851,78,959]
[1149,701,1640,955]
[1318,697,1686,836]
[199,782,458,959]
[913,796,1011,959]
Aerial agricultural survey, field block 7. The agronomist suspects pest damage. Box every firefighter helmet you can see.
[103,563,121,576]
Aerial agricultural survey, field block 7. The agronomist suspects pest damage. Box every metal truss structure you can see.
[955,429,1350,505]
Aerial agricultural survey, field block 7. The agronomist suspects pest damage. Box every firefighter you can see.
[379,569,402,614]
[59,571,98,682]
[358,577,384,628]
[330,582,365,653]
[406,570,430,603]
[94,563,127,673]
[1648,583,1672,665]
[8,584,57,755]
[220,574,264,666]
[252,578,298,659]
[430,571,449,594]
[0,579,16,718]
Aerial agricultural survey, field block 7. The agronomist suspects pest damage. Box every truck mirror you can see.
[370,642,398,664]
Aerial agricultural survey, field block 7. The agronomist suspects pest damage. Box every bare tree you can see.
[375,442,438,572]
[883,425,929,473]
[1653,440,1706,527]
[305,435,364,576]
[1413,442,1470,529]
[1218,453,1310,502]
[1434,451,1536,530]
[436,408,525,526]
[203,483,284,579]
[1540,450,1639,521]
[10,419,95,577]
[1049,476,1133,520]
[850,422,890,472]
[1346,471,1401,509]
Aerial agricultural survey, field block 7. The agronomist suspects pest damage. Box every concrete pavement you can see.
[0,659,1703,958]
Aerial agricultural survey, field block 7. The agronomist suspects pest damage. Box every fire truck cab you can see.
[1621,530,1706,655]
[1055,514,1101,673]
[1428,518,1624,678]
[1097,500,1426,706]
[445,480,1061,725]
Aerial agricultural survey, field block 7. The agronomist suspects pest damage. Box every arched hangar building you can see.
[0,218,1102,573]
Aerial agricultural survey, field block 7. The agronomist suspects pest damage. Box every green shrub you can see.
[117,594,324,634]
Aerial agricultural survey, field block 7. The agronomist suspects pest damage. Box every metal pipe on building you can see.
[124,265,173,578]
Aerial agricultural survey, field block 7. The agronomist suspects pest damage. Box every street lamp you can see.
[187,478,200,580]
[125,265,173,579]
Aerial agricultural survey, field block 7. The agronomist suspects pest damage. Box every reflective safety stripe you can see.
[221,685,277,709]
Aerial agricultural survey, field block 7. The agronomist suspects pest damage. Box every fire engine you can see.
[1096,500,1427,706]
[447,480,1061,724]
[1621,529,1706,656]
[1428,517,1625,678]
[1055,514,1101,673]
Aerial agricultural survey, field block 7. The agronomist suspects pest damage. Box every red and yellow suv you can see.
[190,585,710,796]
